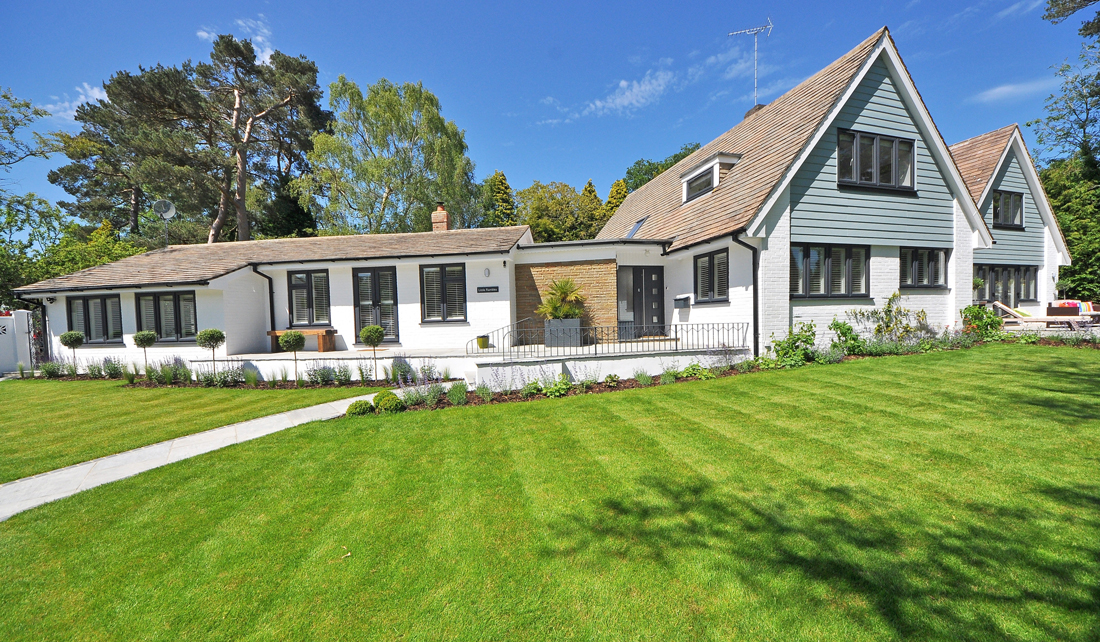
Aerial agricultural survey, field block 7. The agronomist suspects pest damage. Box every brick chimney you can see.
[431,202,450,232]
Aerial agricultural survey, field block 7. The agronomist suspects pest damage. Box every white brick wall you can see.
[758,187,792,351]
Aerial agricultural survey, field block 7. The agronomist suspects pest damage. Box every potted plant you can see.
[476,334,490,349]
[535,278,586,348]
[972,277,985,305]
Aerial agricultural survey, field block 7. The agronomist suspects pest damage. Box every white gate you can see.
[0,311,33,375]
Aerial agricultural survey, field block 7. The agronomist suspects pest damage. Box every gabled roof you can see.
[14,226,531,295]
[599,28,993,252]
[949,124,1071,263]
[949,124,1017,203]
[598,28,886,251]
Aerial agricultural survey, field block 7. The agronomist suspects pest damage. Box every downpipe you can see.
[731,232,760,358]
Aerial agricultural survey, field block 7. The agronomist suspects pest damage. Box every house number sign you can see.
[476,286,499,293]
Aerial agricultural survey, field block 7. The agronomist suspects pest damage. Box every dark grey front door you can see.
[634,266,665,337]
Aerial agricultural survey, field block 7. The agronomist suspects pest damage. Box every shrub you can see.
[1063,332,1088,347]
[197,328,227,375]
[1016,330,1041,345]
[335,363,352,386]
[158,363,176,385]
[356,360,372,385]
[634,370,653,386]
[849,292,934,342]
[543,374,573,398]
[534,278,586,320]
[520,380,543,398]
[828,318,865,356]
[41,360,63,379]
[359,325,384,382]
[306,364,335,386]
[86,362,104,379]
[59,331,84,365]
[64,361,78,378]
[103,357,123,379]
[447,381,469,405]
[425,381,446,406]
[276,330,305,380]
[771,321,816,368]
[122,364,136,384]
[733,359,756,374]
[198,366,244,388]
[475,382,493,403]
[16,362,26,379]
[810,345,845,365]
[373,390,406,414]
[345,399,374,417]
[659,370,677,385]
[389,356,415,384]
[681,362,716,380]
[961,305,1004,341]
[243,366,261,387]
[133,330,157,375]
[603,374,620,388]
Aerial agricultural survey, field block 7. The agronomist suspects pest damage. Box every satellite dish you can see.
[153,200,176,221]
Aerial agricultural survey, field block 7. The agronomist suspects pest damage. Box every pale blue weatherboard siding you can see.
[973,149,1044,265]
[790,58,956,247]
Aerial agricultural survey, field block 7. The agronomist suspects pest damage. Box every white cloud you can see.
[969,77,1059,103]
[41,82,107,120]
[196,27,217,42]
[583,69,675,116]
[996,0,1043,19]
[235,14,274,62]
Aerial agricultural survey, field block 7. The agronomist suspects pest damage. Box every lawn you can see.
[1,343,1098,640]
[0,379,380,483]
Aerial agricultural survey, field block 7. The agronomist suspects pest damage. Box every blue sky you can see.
[0,0,1086,206]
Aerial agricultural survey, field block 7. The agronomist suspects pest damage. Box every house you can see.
[12,27,1069,382]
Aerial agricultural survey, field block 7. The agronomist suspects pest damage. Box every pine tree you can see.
[481,170,516,227]
[601,179,628,219]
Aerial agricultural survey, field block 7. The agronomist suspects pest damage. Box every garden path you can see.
[0,392,379,521]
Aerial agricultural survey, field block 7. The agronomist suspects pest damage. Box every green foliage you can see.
[59,331,85,350]
[425,382,446,406]
[811,346,846,364]
[475,382,493,403]
[603,374,620,388]
[16,362,26,379]
[345,399,374,417]
[278,330,306,353]
[771,321,817,368]
[1044,1,1100,39]
[447,381,469,405]
[306,365,335,386]
[132,330,157,349]
[41,361,62,379]
[848,293,932,342]
[64,362,79,378]
[515,179,613,242]
[85,362,104,379]
[359,325,384,347]
[828,318,866,356]
[481,170,517,227]
[681,362,716,380]
[372,390,406,414]
[961,305,1005,341]
[293,76,478,234]
[0,193,65,308]
[734,359,756,374]
[634,370,653,386]
[1018,330,1042,344]
[520,380,543,398]
[334,364,352,386]
[197,329,226,350]
[623,142,701,192]
[534,278,586,320]
[122,365,136,384]
[243,366,260,387]
[543,374,573,398]
[102,358,123,379]
[659,370,678,385]
[602,179,629,220]
[0,88,49,171]
[1038,157,1100,299]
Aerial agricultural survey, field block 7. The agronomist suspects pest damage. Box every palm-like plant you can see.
[535,278,586,320]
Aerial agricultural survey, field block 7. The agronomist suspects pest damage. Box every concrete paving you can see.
[0,392,379,522]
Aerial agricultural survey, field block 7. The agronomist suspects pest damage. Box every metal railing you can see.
[467,320,751,361]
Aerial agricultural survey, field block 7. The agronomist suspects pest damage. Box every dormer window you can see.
[685,173,713,202]
[680,152,741,205]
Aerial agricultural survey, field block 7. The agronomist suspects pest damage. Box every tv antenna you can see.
[153,199,176,247]
[729,17,774,105]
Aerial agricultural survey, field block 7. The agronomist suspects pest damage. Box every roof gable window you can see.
[837,129,914,190]
[680,153,741,205]
[991,190,1024,228]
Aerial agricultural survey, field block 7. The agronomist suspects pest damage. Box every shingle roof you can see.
[948,124,1017,204]
[597,28,887,251]
[14,226,531,295]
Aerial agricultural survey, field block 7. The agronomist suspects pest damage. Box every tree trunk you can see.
[129,186,142,234]
[234,148,251,241]
[208,182,233,244]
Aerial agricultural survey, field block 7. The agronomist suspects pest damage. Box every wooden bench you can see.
[267,328,337,353]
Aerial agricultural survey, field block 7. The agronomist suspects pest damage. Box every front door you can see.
[634,266,665,337]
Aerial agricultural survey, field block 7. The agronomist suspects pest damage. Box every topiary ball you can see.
[60,331,85,349]
[345,399,374,417]
[359,325,384,347]
[278,330,306,353]
[133,330,158,349]
[196,328,226,350]
[372,390,406,414]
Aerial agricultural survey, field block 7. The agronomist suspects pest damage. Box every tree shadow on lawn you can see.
[545,475,1100,641]
[997,357,1100,424]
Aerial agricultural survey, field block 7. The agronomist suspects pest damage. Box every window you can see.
[68,295,123,343]
[421,264,466,322]
[973,264,1037,304]
[288,271,330,326]
[135,292,197,341]
[354,267,399,341]
[991,190,1024,228]
[837,129,916,189]
[626,218,647,239]
[900,248,948,288]
[790,244,869,298]
[685,171,713,202]
[694,250,729,303]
